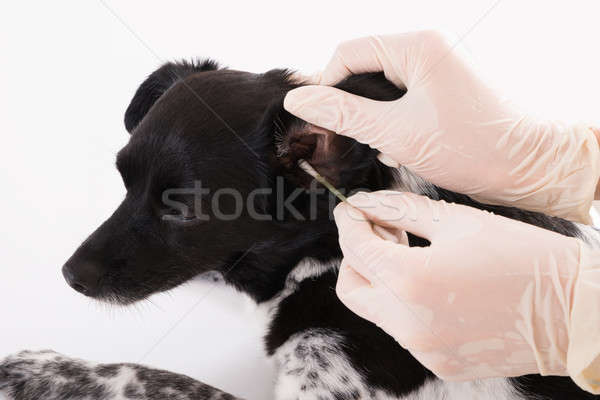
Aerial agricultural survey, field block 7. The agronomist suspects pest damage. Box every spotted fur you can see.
[0,351,238,400]
[269,261,522,400]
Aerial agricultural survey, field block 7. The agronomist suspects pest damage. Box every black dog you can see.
[1,60,599,400]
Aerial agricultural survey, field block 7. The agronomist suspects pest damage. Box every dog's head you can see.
[62,60,404,304]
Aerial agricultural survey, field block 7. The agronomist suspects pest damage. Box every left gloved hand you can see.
[285,32,600,223]
[334,191,600,393]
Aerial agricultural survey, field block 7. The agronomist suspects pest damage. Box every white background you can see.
[1,1,600,399]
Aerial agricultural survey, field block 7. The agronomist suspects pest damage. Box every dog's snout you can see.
[62,261,102,296]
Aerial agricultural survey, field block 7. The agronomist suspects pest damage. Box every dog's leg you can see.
[0,350,241,400]
[272,329,377,400]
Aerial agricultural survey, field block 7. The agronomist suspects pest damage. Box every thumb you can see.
[346,191,454,242]
[284,85,405,151]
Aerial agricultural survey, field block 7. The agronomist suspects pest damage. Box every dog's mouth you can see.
[63,258,197,306]
[65,274,146,306]
[85,277,191,306]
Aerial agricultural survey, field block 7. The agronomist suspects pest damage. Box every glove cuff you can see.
[545,123,600,224]
[567,242,600,394]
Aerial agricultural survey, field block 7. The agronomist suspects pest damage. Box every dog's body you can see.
[2,61,599,400]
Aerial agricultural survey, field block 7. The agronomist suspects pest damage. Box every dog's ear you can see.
[271,72,406,190]
[124,59,220,133]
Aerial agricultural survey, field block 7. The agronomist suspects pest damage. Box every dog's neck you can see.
[222,166,405,302]
[223,219,341,302]
[219,166,433,302]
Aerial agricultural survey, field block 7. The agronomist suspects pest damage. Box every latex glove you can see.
[285,31,600,223]
[334,191,600,393]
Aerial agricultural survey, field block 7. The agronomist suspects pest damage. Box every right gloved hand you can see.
[334,191,600,393]
[284,31,600,223]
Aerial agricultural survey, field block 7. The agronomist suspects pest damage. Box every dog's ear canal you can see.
[272,109,353,188]
[273,110,387,192]
[270,72,407,190]
[123,59,220,133]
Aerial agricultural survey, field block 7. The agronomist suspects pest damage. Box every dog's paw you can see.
[0,350,59,389]
[0,350,241,400]
[0,350,111,400]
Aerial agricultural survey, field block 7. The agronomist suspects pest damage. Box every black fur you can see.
[54,60,597,399]
[266,269,434,396]
[124,59,220,133]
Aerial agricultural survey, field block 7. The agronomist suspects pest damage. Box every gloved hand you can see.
[285,31,600,223]
[334,191,600,393]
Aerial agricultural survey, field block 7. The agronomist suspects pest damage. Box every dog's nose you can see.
[62,261,102,296]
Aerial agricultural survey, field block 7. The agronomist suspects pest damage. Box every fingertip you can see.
[348,190,419,207]
[333,201,348,218]
[377,153,400,168]
[283,85,337,130]
[346,191,408,219]
[288,71,323,85]
[318,68,350,87]
[346,191,377,208]
[336,260,371,298]
[333,201,369,226]
[306,71,324,85]
[282,86,306,114]
[345,190,440,240]
[399,229,409,246]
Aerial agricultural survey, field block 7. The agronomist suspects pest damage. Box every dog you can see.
[2,59,599,400]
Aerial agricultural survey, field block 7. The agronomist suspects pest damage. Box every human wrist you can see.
[536,122,600,223]
[590,126,600,200]
[490,120,600,223]
[567,243,600,394]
